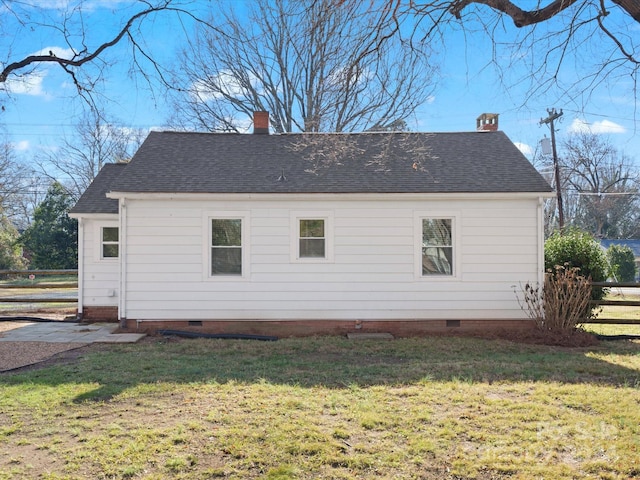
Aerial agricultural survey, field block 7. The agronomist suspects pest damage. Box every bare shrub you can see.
[519,265,596,334]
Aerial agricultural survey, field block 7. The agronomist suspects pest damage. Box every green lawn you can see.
[583,289,640,336]
[1,335,639,479]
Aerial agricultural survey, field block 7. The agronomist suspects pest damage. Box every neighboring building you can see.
[69,113,554,336]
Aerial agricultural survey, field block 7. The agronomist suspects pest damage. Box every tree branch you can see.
[611,0,640,23]
[0,1,171,84]
[596,9,639,64]
[450,0,580,27]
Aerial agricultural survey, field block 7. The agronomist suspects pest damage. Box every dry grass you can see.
[1,334,639,479]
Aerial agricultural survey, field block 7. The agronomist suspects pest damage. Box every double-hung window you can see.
[101,227,119,259]
[291,212,334,263]
[211,218,243,276]
[299,219,326,258]
[421,218,454,276]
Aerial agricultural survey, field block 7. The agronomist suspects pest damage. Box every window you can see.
[101,227,119,258]
[422,218,453,276]
[291,212,334,263]
[299,219,325,258]
[211,218,242,275]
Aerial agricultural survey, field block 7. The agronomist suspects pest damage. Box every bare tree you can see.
[0,141,20,213]
[0,132,51,230]
[36,110,146,200]
[0,1,214,108]
[168,0,437,133]
[369,1,639,104]
[556,133,640,238]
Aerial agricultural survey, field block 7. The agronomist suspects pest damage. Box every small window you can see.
[422,218,453,276]
[299,219,325,258]
[211,219,242,275]
[102,227,119,258]
[291,212,333,263]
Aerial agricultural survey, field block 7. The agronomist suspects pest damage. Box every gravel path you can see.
[0,341,88,372]
[0,323,87,372]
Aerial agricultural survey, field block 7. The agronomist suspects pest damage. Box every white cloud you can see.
[514,142,533,156]
[189,79,219,103]
[569,118,626,134]
[4,71,46,96]
[4,47,78,97]
[32,46,76,59]
[26,1,131,11]
[13,140,30,151]
[190,70,261,103]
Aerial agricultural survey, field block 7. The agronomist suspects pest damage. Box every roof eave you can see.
[105,190,555,201]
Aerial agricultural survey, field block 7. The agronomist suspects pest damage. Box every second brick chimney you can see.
[253,111,270,134]
[476,113,499,131]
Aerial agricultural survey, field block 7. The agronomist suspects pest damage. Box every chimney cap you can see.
[476,113,499,131]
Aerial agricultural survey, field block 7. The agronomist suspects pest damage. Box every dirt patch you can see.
[0,342,93,373]
[465,327,600,347]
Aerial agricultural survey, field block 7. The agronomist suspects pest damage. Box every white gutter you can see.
[106,191,556,202]
[538,196,546,287]
[68,213,118,220]
[118,198,128,327]
[76,218,84,318]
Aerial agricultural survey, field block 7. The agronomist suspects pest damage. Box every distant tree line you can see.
[539,132,640,239]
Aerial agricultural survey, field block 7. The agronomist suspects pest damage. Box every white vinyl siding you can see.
[79,218,119,307]
[119,196,543,321]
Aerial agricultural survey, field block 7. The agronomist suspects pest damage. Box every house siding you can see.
[120,196,542,322]
[79,217,119,311]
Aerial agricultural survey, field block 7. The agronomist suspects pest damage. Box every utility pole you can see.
[540,108,564,230]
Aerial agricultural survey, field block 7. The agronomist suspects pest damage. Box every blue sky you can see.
[1,0,639,166]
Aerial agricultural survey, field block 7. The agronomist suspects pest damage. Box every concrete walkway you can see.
[0,321,145,343]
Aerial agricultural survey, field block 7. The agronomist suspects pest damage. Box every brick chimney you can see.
[476,113,499,131]
[253,111,269,134]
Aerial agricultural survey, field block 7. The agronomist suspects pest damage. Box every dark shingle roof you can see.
[72,130,552,213]
[69,163,126,214]
[600,239,640,258]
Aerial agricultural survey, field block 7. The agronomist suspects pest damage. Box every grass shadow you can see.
[1,335,639,402]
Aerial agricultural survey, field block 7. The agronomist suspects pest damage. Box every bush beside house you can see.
[544,228,608,303]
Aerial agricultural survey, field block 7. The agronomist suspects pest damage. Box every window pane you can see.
[103,244,119,258]
[422,219,453,275]
[211,247,242,275]
[212,219,241,246]
[300,238,325,258]
[102,227,118,242]
[422,219,451,246]
[422,246,452,275]
[300,219,324,238]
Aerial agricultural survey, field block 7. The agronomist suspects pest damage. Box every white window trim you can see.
[414,211,460,280]
[94,222,120,262]
[203,211,250,280]
[290,211,334,263]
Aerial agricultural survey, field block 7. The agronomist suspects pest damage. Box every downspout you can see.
[119,198,128,328]
[537,196,545,287]
[76,217,84,320]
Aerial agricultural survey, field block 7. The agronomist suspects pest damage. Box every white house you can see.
[69,113,554,336]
